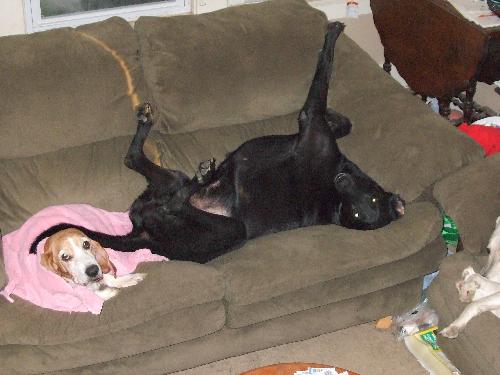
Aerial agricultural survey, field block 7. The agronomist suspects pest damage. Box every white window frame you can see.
[24,0,191,33]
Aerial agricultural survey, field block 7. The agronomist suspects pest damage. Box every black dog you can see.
[30,22,404,263]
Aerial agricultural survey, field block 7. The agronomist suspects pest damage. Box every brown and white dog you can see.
[41,228,146,300]
[440,216,500,338]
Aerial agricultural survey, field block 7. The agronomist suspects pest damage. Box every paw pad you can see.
[136,102,154,124]
[196,158,216,184]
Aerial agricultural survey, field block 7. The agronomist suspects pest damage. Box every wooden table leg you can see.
[438,97,451,119]
[463,80,477,124]
[383,53,391,74]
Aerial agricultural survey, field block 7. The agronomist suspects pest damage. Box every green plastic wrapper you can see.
[442,215,459,246]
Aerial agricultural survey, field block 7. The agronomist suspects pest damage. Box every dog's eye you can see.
[61,253,72,261]
[372,197,377,203]
[82,240,90,250]
[353,211,360,219]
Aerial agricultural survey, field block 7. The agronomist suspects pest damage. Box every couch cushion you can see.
[0,261,224,346]
[433,154,500,255]
[330,34,484,202]
[135,0,327,133]
[428,252,500,375]
[11,278,422,375]
[0,261,225,375]
[156,112,298,174]
[0,135,153,234]
[153,34,483,205]
[209,202,444,327]
[0,17,148,159]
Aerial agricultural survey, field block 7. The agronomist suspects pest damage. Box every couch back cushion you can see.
[329,35,484,202]
[135,0,328,133]
[152,32,483,205]
[0,17,147,159]
[433,154,500,255]
[0,135,152,234]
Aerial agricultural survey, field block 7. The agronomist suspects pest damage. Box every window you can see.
[24,0,190,32]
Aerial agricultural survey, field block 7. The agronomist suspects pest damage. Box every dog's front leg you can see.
[440,291,500,338]
[125,103,190,188]
[103,273,147,289]
[467,274,500,299]
[124,102,154,172]
[95,287,119,301]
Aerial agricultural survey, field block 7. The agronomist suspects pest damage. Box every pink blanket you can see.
[1,204,167,314]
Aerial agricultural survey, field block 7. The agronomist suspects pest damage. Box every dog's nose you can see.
[85,265,100,278]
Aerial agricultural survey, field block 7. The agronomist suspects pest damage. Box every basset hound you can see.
[41,228,146,300]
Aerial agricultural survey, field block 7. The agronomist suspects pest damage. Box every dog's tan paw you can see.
[97,287,119,301]
[440,325,460,339]
[129,273,147,286]
[462,266,476,279]
[133,272,147,283]
[119,273,147,288]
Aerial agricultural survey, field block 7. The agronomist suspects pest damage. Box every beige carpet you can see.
[171,322,432,375]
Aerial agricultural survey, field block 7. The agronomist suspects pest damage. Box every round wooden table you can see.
[240,362,360,375]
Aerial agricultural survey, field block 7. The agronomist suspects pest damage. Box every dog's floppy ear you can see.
[41,240,72,280]
[92,241,117,277]
[334,172,354,192]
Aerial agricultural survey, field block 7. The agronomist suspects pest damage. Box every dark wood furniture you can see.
[240,362,360,375]
[371,0,500,123]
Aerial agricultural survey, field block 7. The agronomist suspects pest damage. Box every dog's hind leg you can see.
[159,204,247,263]
[125,102,190,188]
[457,266,500,302]
[296,22,345,157]
[299,22,344,130]
[326,108,352,139]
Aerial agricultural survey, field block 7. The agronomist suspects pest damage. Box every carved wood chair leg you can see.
[383,53,391,74]
[438,97,451,119]
[463,80,477,124]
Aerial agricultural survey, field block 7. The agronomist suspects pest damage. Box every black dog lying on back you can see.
[30,23,405,263]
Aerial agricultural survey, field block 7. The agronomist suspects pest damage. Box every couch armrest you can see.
[433,154,500,255]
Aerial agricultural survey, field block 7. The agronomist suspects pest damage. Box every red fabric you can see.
[458,124,500,156]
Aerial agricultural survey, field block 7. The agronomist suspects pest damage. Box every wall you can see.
[0,0,25,36]
[0,0,358,36]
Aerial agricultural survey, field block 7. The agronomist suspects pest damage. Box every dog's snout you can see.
[85,264,100,278]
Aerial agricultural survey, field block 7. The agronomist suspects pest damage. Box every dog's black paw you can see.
[136,102,154,126]
[196,158,216,184]
[325,108,352,139]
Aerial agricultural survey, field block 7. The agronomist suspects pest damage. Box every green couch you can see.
[0,1,485,374]
[428,154,500,375]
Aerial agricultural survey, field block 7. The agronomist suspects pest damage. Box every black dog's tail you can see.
[29,223,152,254]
